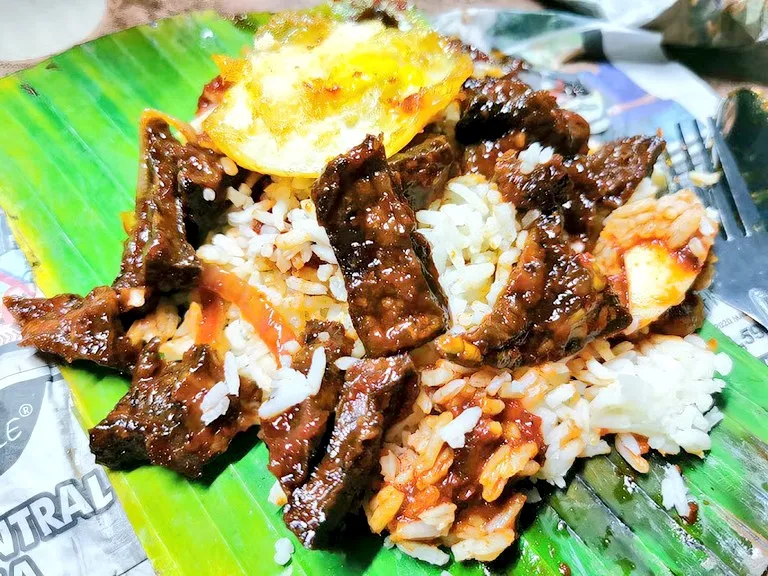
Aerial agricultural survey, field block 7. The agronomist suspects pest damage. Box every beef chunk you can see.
[439,220,631,368]
[650,291,705,337]
[89,342,259,477]
[496,152,574,213]
[495,152,598,243]
[462,131,526,179]
[312,135,448,357]
[389,135,457,211]
[4,287,138,372]
[114,117,244,295]
[261,321,353,496]
[114,118,201,294]
[456,75,590,157]
[567,136,665,211]
[283,354,416,548]
[495,136,665,247]
[177,151,242,249]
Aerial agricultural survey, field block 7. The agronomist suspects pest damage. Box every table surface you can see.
[0,0,763,96]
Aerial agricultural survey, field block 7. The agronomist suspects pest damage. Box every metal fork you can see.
[665,119,768,330]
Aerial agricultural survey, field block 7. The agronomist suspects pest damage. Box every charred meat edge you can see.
[441,218,631,368]
[456,74,590,157]
[4,286,138,372]
[312,134,449,357]
[90,341,259,478]
[261,321,353,496]
[284,354,417,548]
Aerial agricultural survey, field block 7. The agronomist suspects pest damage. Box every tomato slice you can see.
[200,264,296,358]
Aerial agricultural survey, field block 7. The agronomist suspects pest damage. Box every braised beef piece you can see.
[495,152,597,242]
[462,131,526,179]
[177,140,238,247]
[312,135,449,357]
[4,287,139,372]
[650,291,705,337]
[495,136,665,247]
[440,219,630,368]
[388,135,457,210]
[90,342,259,477]
[456,74,590,157]
[284,354,416,548]
[261,321,353,496]
[567,136,665,211]
[114,118,243,295]
[114,119,200,294]
[495,152,573,213]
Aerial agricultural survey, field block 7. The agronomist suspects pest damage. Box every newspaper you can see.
[0,10,766,576]
[554,0,768,49]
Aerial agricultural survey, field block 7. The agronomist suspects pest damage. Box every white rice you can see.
[416,174,523,329]
[395,542,450,566]
[200,351,243,425]
[518,142,554,174]
[525,487,542,504]
[200,381,230,425]
[273,537,294,565]
[197,176,361,417]
[258,347,327,419]
[527,334,731,486]
[268,481,288,507]
[334,356,360,371]
[439,406,482,448]
[373,331,729,563]
[661,464,693,517]
[223,351,240,394]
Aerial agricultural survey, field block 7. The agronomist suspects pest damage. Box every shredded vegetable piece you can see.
[196,288,227,350]
[200,264,296,358]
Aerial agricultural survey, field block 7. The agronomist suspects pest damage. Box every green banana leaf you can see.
[0,10,766,576]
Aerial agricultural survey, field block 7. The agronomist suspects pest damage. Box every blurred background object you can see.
[1,0,766,83]
[554,0,767,48]
[718,88,768,215]
[554,0,768,83]
[0,0,106,71]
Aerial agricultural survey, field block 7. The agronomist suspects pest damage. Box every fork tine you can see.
[691,121,715,170]
[662,149,681,192]
[682,120,741,240]
[708,118,764,236]
[675,124,698,172]
[689,120,741,238]
[678,121,716,209]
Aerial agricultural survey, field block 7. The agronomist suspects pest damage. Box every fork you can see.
[665,119,768,330]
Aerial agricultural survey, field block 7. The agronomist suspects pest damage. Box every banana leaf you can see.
[0,10,766,576]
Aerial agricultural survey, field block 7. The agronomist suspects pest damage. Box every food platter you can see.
[0,7,766,576]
